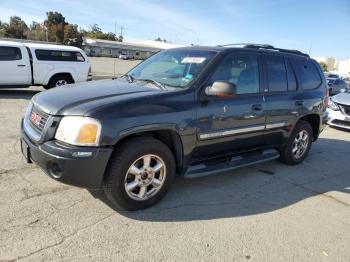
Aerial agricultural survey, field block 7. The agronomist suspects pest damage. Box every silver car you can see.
[327,89,350,130]
[326,78,348,95]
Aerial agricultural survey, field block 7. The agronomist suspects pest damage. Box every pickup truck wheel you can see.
[103,137,175,211]
[45,75,73,89]
[279,120,313,165]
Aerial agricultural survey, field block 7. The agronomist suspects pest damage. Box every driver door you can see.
[193,52,267,161]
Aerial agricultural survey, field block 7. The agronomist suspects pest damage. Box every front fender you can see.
[102,122,195,174]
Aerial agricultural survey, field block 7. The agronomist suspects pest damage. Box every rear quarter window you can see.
[290,58,322,90]
[35,49,85,62]
[0,46,22,61]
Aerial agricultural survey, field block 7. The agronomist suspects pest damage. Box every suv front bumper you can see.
[21,120,113,189]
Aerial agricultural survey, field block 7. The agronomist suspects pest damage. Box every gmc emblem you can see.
[30,111,42,126]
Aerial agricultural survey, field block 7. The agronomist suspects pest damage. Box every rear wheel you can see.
[279,121,313,165]
[103,137,175,211]
[45,75,73,89]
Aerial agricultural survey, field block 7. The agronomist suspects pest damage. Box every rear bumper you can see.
[21,121,113,189]
[327,108,350,130]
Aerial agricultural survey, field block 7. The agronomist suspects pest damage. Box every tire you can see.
[45,75,73,89]
[103,137,175,211]
[279,120,313,165]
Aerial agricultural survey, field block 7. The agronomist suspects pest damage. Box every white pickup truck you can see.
[0,41,91,89]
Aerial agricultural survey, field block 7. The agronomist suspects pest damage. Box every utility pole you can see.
[120,26,124,38]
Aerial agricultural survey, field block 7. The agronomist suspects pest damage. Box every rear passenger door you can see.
[263,55,299,145]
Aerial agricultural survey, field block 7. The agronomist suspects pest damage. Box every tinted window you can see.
[328,74,339,78]
[291,58,322,89]
[0,46,22,61]
[210,53,259,94]
[266,56,287,92]
[286,59,297,91]
[335,79,345,85]
[35,50,85,62]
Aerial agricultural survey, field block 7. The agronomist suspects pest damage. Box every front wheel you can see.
[45,75,73,89]
[279,120,313,165]
[103,137,175,211]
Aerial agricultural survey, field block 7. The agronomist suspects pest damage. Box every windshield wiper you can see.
[137,78,167,90]
[120,74,134,83]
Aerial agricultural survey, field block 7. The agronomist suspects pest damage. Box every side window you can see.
[291,58,322,90]
[210,53,259,94]
[35,50,85,62]
[0,46,22,61]
[75,52,85,62]
[286,59,297,91]
[266,56,287,92]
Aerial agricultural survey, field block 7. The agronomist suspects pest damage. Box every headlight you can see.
[328,99,339,111]
[55,116,101,146]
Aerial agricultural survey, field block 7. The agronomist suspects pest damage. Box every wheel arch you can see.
[113,128,184,174]
[298,113,321,141]
[44,71,76,86]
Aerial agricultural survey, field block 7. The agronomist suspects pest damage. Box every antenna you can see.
[308,44,313,56]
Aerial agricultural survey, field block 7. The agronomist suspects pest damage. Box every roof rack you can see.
[217,43,309,57]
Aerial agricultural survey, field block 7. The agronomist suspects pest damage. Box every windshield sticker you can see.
[181,57,206,64]
[185,74,193,80]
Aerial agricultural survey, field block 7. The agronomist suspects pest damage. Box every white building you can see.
[82,38,184,60]
[337,59,350,77]
[313,56,350,77]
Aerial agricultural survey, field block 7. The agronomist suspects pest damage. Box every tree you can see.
[82,24,121,41]
[63,24,83,47]
[4,16,28,39]
[117,35,123,42]
[45,11,67,43]
[0,20,7,37]
[319,62,328,72]
[154,37,167,42]
[26,21,46,41]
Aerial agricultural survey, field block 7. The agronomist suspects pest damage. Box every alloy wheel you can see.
[292,130,309,159]
[124,154,166,201]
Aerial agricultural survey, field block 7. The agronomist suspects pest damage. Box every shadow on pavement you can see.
[0,89,41,100]
[99,137,350,221]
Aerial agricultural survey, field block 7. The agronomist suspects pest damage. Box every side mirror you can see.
[205,81,236,98]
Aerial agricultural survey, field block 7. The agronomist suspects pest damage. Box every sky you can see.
[0,0,349,58]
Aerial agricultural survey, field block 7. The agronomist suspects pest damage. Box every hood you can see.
[32,79,161,115]
[332,92,350,105]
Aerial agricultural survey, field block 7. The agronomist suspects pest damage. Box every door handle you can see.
[251,104,262,111]
[17,64,26,67]
[295,100,304,106]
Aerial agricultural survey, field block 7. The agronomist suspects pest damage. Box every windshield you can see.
[127,49,216,88]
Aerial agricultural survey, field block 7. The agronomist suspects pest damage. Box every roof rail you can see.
[217,43,273,48]
[217,43,309,57]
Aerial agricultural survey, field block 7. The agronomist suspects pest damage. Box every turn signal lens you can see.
[77,124,98,144]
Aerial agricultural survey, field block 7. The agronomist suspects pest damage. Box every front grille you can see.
[339,104,350,116]
[29,106,49,134]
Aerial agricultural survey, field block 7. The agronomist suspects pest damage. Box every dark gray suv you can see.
[21,44,328,210]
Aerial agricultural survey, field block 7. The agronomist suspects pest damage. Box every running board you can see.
[184,149,280,179]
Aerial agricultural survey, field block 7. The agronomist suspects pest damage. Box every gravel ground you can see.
[0,77,349,261]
